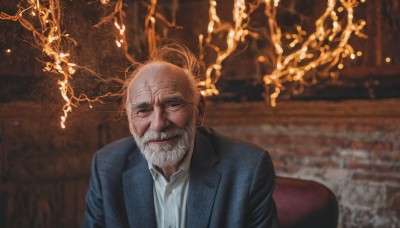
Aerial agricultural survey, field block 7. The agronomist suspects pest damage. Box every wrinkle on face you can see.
[127,61,198,137]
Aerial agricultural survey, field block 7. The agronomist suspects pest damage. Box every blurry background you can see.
[0,0,399,227]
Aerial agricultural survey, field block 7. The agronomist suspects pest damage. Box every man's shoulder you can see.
[196,126,273,177]
[95,137,138,166]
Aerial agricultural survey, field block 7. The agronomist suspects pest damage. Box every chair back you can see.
[273,176,339,228]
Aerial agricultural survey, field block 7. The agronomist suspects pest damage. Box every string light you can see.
[1,0,112,128]
[198,0,251,96]
[4,48,12,55]
[145,0,157,56]
[94,0,138,65]
[100,0,110,5]
[261,0,367,106]
[1,0,368,127]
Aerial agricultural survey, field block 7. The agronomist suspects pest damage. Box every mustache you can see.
[142,128,184,143]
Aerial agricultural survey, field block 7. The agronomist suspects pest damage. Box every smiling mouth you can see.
[147,135,180,143]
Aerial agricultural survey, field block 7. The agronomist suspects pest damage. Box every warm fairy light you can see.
[100,0,110,5]
[258,56,266,62]
[113,16,126,49]
[114,18,125,36]
[199,0,250,96]
[385,57,391,63]
[94,0,138,65]
[1,0,368,126]
[145,0,157,56]
[4,48,12,55]
[261,0,367,107]
[0,0,111,128]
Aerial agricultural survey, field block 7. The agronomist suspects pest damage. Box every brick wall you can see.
[1,99,399,227]
[205,99,400,227]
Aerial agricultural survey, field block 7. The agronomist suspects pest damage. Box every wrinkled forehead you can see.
[128,62,194,103]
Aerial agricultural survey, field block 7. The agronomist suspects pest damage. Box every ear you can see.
[195,95,206,126]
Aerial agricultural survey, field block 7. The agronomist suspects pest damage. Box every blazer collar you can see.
[123,146,157,228]
[186,127,221,227]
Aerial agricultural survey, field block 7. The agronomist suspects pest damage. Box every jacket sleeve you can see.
[82,153,105,228]
[246,151,279,228]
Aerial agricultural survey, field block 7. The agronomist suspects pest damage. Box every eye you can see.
[133,108,152,118]
[166,102,184,111]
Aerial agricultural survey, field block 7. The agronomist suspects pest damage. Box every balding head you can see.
[126,61,199,115]
[123,42,203,115]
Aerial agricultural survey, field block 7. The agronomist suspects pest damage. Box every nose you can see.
[150,107,170,132]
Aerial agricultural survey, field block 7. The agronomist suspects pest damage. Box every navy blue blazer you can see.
[82,126,278,227]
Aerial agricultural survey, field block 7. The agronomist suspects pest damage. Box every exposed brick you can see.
[372,151,400,162]
[339,181,386,208]
[325,169,350,181]
[290,148,336,157]
[316,123,387,137]
[271,155,300,174]
[349,123,385,133]
[387,187,400,216]
[316,123,350,133]
[346,160,400,173]
[353,172,400,185]
[339,149,370,159]
[350,140,393,151]
[303,159,340,169]
[247,134,349,148]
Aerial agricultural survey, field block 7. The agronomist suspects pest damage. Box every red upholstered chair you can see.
[273,176,339,228]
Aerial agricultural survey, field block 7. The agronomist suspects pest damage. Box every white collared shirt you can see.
[148,145,193,228]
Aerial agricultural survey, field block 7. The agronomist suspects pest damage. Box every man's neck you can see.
[156,165,179,182]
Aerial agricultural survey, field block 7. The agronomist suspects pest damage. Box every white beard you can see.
[133,120,196,168]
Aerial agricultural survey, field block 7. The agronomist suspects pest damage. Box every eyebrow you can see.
[162,95,187,105]
[130,95,189,110]
[131,102,151,111]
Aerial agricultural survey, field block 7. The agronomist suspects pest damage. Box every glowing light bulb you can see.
[258,56,266,62]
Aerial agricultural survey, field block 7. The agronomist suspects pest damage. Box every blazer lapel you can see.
[123,149,156,228]
[186,128,221,227]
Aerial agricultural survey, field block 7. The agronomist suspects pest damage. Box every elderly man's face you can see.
[127,62,204,167]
